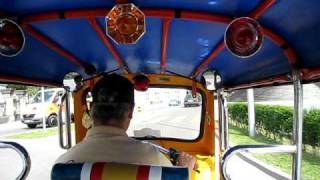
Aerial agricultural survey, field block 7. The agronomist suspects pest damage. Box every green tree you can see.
[7,84,40,96]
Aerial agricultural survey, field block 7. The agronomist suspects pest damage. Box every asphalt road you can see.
[0,121,39,137]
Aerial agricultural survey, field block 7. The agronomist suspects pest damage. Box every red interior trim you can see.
[115,0,128,4]
[160,19,171,73]
[143,9,175,18]
[263,27,297,65]
[250,0,277,19]
[181,11,232,24]
[87,17,128,73]
[23,25,87,69]
[226,75,289,91]
[302,68,320,80]
[64,9,107,19]
[0,75,60,87]
[191,41,225,78]
[21,12,60,25]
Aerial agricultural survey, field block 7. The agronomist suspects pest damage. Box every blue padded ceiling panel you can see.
[209,38,291,86]
[259,0,320,68]
[31,18,119,73]
[97,17,162,74]
[0,33,83,83]
[165,19,226,77]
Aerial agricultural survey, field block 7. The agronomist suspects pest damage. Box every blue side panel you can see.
[0,33,83,84]
[133,0,261,16]
[166,19,226,77]
[31,19,119,73]
[260,0,320,68]
[209,38,291,86]
[97,17,162,74]
[51,163,82,180]
[161,167,189,180]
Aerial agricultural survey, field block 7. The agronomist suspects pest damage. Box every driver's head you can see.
[90,74,134,129]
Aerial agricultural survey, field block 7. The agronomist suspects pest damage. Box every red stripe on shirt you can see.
[90,162,104,180]
[136,166,150,180]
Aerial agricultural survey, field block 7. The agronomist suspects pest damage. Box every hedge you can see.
[228,103,320,148]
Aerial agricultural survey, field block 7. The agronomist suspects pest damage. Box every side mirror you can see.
[201,70,222,91]
[63,72,83,92]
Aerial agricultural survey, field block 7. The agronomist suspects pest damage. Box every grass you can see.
[4,124,75,139]
[229,125,320,180]
[5,127,59,139]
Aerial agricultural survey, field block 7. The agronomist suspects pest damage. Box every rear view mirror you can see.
[201,70,222,91]
[63,72,83,92]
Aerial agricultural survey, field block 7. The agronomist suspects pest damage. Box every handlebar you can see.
[0,141,31,180]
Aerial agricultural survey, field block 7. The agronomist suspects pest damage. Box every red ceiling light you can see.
[225,17,263,58]
[133,74,150,91]
[106,3,145,44]
[0,19,25,57]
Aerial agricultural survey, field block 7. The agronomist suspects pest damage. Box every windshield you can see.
[127,88,202,140]
[31,90,55,103]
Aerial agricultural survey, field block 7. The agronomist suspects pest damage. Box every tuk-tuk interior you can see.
[0,0,320,180]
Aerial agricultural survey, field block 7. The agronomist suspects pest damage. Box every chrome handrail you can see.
[221,145,296,180]
[58,88,72,149]
[0,141,31,180]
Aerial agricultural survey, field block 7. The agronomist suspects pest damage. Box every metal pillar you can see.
[292,71,303,180]
[247,88,256,137]
[218,90,229,152]
[41,87,46,131]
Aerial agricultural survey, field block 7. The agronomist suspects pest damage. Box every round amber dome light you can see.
[106,4,145,44]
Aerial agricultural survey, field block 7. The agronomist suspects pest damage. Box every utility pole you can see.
[41,87,46,131]
[247,88,256,137]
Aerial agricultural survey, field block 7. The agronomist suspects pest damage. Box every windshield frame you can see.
[31,90,56,104]
[132,85,206,142]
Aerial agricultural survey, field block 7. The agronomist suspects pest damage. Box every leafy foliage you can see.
[228,103,320,148]
[7,84,40,96]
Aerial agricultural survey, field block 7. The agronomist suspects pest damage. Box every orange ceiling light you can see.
[106,3,145,44]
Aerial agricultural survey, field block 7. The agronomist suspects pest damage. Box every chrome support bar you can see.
[218,89,229,152]
[292,71,303,180]
[0,141,31,180]
[221,145,296,180]
[58,88,72,149]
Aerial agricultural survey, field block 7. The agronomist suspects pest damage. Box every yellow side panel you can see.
[192,155,215,180]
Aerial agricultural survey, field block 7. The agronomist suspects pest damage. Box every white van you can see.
[21,88,65,128]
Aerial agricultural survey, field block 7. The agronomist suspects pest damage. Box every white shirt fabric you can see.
[55,126,172,166]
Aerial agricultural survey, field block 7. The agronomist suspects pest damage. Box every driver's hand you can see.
[176,152,197,171]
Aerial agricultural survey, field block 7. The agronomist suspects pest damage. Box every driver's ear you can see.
[128,104,134,119]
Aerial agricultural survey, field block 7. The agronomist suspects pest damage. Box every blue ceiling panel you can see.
[259,0,320,68]
[97,17,162,74]
[0,0,261,17]
[0,0,114,15]
[1,1,320,86]
[0,33,83,83]
[165,19,227,77]
[31,18,119,73]
[208,38,291,86]
[133,0,261,17]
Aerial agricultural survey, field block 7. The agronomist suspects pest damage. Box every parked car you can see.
[168,99,181,106]
[184,94,201,107]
